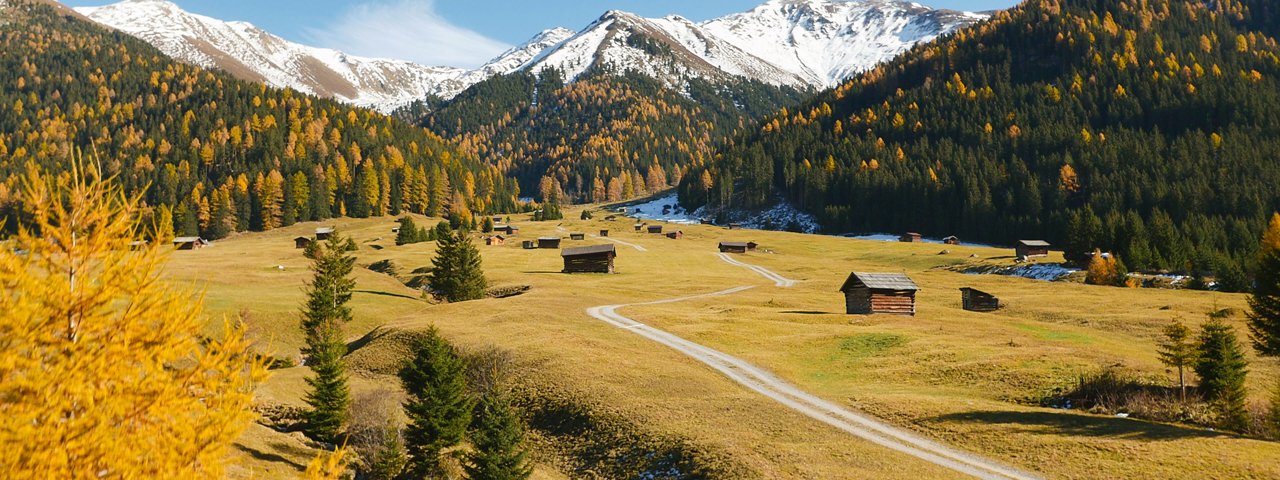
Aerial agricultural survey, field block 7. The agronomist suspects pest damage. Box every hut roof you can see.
[294,236,311,241]
[315,227,335,235]
[1018,240,1050,247]
[491,235,506,240]
[173,236,203,243]
[840,272,920,291]
[960,287,994,295]
[719,241,752,248]
[561,245,616,257]
[538,236,560,241]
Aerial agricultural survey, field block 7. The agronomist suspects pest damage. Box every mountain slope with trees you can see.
[680,0,1280,280]
[0,0,520,240]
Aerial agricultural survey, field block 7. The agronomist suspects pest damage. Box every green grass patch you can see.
[837,333,910,358]
[1012,323,1096,345]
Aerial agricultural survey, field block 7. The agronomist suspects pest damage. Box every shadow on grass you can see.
[520,271,565,274]
[931,410,1229,441]
[235,444,306,472]
[355,289,420,300]
[782,310,836,315]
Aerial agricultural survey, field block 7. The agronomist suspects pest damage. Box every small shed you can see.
[666,231,683,240]
[294,236,313,249]
[840,272,919,316]
[960,288,1000,312]
[900,232,923,243]
[647,225,663,234]
[718,241,757,254]
[1016,240,1051,259]
[943,236,960,245]
[486,235,506,246]
[561,244,617,274]
[495,225,520,236]
[522,240,536,249]
[538,237,562,249]
[570,233,586,241]
[315,227,335,240]
[728,223,744,230]
[599,229,610,237]
[634,224,644,232]
[173,237,207,250]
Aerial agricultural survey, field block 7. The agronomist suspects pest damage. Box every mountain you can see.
[703,0,988,87]
[76,0,985,113]
[0,0,520,240]
[679,0,1280,286]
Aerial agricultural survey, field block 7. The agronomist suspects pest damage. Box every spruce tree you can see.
[301,232,357,444]
[400,327,473,478]
[1157,319,1198,401]
[482,216,495,233]
[365,421,407,480]
[1248,213,1280,356]
[396,217,421,246]
[1195,318,1250,432]
[427,231,488,302]
[464,393,533,480]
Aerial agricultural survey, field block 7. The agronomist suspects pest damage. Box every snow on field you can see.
[963,263,1079,282]
[625,194,702,225]
[844,233,1000,248]
[626,193,820,233]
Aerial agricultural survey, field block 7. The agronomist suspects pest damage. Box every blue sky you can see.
[65,0,1020,68]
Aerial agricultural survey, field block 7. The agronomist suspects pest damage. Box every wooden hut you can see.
[900,232,923,243]
[943,236,960,245]
[1016,240,1051,259]
[570,233,586,241]
[522,240,536,249]
[840,272,919,316]
[728,223,744,230]
[537,237,562,249]
[315,227,335,240]
[634,224,644,232]
[647,225,663,234]
[561,244,617,274]
[599,229,610,237]
[173,237,207,250]
[666,231,683,240]
[960,288,1000,312]
[294,236,313,249]
[495,225,519,236]
[486,235,506,246]
[719,241,757,254]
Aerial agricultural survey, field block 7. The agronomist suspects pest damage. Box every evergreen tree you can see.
[580,210,593,220]
[397,217,422,246]
[481,216,495,233]
[365,422,407,480]
[400,327,473,478]
[1157,319,1199,401]
[427,232,488,302]
[464,393,533,480]
[1195,318,1250,432]
[152,204,175,243]
[433,220,453,242]
[1248,213,1280,356]
[301,232,358,444]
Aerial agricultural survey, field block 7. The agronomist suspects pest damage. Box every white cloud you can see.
[304,0,511,68]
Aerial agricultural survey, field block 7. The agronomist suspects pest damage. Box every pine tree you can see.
[427,231,488,302]
[397,217,422,246]
[464,393,533,480]
[1195,318,1251,431]
[1248,213,1280,356]
[482,216,495,233]
[400,327,473,478]
[1157,319,1198,401]
[301,232,358,443]
[365,422,407,480]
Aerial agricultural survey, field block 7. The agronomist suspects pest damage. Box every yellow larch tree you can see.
[0,159,267,478]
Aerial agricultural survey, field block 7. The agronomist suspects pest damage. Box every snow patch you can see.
[962,263,1079,282]
[844,233,999,248]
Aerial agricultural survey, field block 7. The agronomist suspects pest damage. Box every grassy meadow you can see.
[164,207,1280,479]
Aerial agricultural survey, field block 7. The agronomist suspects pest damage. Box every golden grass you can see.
[169,210,1280,479]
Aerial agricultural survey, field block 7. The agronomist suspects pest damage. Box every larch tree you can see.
[400,327,473,478]
[0,161,266,477]
[464,393,533,480]
[1248,213,1280,356]
[1157,319,1198,401]
[1195,318,1251,432]
[301,231,358,444]
[426,231,488,302]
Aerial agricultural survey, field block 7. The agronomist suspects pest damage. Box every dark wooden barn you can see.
[718,241,758,254]
[495,225,519,236]
[900,232,922,243]
[666,231,683,240]
[728,223,744,229]
[1016,240,1051,259]
[599,229,610,237]
[840,272,919,316]
[634,224,644,232]
[486,235,506,246]
[647,225,663,234]
[562,244,617,274]
[943,236,960,245]
[522,240,536,249]
[570,233,586,240]
[315,227,335,240]
[294,236,313,249]
[960,288,1000,312]
[538,237,562,249]
[173,237,207,250]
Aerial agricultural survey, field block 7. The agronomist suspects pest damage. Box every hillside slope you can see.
[0,0,519,239]
[681,0,1280,280]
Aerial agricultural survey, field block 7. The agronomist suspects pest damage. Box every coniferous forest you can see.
[0,1,521,240]
[679,0,1280,282]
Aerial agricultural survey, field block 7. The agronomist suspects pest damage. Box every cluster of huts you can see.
[293,227,335,249]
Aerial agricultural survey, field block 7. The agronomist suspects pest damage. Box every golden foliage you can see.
[0,159,267,478]
[304,447,350,480]
[1262,213,1280,255]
